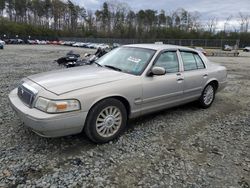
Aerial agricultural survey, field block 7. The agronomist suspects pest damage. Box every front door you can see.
[142,50,184,113]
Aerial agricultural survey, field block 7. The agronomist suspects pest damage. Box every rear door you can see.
[179,50,208,99]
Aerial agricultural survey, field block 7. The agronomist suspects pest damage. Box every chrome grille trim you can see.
[17,84,38,107]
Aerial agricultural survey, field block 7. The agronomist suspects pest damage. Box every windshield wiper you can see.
[93,61,102,67]
[89,59,102,67]
[104,65,122,72]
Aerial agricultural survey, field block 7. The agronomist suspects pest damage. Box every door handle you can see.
[176,73,184,81]
[177,78,184,81]
[203,74,208,78]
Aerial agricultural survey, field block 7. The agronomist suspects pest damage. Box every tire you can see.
[84,98,127,143]
[199,84,215,109]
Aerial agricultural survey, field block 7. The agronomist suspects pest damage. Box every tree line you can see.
[0,0,250,41]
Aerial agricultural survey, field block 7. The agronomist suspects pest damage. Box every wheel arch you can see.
[204,79,219,91]
[87,95,131,120]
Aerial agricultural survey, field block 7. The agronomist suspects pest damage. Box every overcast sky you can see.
[73,0,250,30]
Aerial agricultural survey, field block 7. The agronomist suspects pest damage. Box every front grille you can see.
[17,85,36,107]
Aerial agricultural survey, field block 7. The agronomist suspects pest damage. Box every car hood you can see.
[28,65,130,95]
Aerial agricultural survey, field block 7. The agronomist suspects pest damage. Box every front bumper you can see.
[8,88,88,137]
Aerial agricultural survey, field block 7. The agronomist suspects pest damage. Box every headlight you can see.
[35,97,80,113]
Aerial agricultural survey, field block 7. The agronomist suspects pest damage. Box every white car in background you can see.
[72,42,85,47]
[98,44,110,49]
[223,45,233,51]
[243,46,250,52]
[39,40,47,45]
[87,43,97,48]
[0,39,6,45]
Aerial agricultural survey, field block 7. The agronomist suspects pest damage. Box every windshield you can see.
[96,47,156,75]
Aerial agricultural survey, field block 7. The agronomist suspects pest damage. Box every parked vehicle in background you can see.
[112,43,121,49]
[27,40,34,44]
[56,47,109,68]
[82,43,91,48]
[9,44,227,143]
[243,46,250,52]
[63,41,76,46]
[0,39,5,49]
[51,41,57,45]
[39,40,47,45]
[5,39,14,44]
[97,43,110,49]
[0,39,6,45]
[72,42,85,47]
[27,40,38,44]
[17,39,24,44]
[223,45,233,51]
[51,41,62,45]
[56,51,80,66]
[194,47,207,56]
[86,43,96,49]
[35,40,41,44]
[5,39,24,44]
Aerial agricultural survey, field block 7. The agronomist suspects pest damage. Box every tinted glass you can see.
[154,51,179,73]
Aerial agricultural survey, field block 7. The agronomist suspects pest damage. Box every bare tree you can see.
[224,15,232,32]
[189,11,201,31]
[206,17,218,33]
[238,12,250,32]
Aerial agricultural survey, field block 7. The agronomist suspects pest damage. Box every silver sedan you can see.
[9,44,227,143]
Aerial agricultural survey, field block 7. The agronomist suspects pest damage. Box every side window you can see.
[180,51,205,71]
[154,51,179,73]
[180,51,197,71]
[194,54,205,69]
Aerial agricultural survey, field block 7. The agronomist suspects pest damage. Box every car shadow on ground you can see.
[15,101,203,156]
[126,101,200,131]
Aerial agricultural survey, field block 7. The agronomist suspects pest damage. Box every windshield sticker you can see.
[128,56,141,63]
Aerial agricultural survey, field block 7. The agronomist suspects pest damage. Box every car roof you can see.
[124,43,195,51]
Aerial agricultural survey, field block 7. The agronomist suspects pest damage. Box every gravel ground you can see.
[0,45,249,188]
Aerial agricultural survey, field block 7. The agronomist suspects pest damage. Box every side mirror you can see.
[151,66,166,76]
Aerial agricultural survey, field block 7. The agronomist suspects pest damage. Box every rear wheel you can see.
[84,98,127,143]
[199,84,215,108]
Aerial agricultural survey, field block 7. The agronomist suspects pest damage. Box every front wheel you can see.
[199,84,215,108]
[84,98,127,143]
